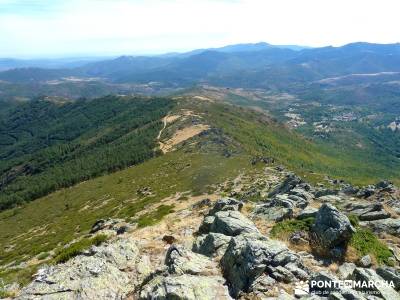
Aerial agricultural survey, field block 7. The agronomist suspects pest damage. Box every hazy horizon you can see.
[1,0,400,58]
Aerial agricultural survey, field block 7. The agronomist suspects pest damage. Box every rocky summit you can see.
[6,170,400,300]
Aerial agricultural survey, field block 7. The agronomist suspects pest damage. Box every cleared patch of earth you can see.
[159,122,210,153]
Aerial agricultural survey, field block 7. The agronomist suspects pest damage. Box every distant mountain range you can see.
[0,57,110,72]
[0,42,309,71]
[1,42,400,88]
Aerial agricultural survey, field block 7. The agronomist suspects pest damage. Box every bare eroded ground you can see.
[160,124,210,153]
[157,109,210,153]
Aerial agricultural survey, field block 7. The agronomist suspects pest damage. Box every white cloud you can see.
[0,0,399,57]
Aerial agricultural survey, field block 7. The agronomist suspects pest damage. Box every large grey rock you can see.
[192,233,231,257]
[310,204,356,258]
[289,188,313,202]
[309,271,340,295]
[376,267,400,290]
[338,262,356,280]
[203,211,259,236]
[356,186,376,198]
[252,204,293,222]
[317,195,343,204]
[346,203,391,221]
[139,274,232,300]
[208,198,243,216]
[375,180,395,192]
[351,267,400,300]
[341,184,360,195]
[165,245,219,276]
[314,189,339,198]
[363,218,400,237]
[268,173,302,197]
[220,233,309,297]
[140,246,232,300]
[358,255,372,268]
[246,274,277,297]
[359,211,391,221]
[297,207,318,220]
[271,194,297,208]
[385,199,400,214]
[287,194,309,208]
[198,215,215,234]
[17,238,147,300]
[253,192,310,221]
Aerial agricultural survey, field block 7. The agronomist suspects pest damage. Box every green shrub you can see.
[0,265,38,287]
[53,234,108,264]
[270,217,315,239]
[348,214,359,227]
[137,205,175,228]
[37,252,50,260]
[349,228,392,265]
[0,290,14,298]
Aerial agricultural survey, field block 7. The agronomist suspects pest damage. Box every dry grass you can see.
[127,193,219,264]
[383,204,399,219]
[193,95,214,102]
[253,218,274,236]
[160,124,210,153]
[287,241,312,253]
[328,262,339,273]
[344,245,359,263]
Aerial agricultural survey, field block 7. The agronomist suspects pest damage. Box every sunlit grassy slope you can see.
[1,95,399,285]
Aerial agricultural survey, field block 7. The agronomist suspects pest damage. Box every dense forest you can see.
[0,95,174,210]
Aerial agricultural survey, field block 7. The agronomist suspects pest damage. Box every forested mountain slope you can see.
[0,96,173,210]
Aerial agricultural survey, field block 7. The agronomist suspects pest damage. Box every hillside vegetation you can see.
[0,95,173,210]
[1,94,400,286]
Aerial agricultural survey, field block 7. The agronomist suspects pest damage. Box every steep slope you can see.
[0,95,174,210]
[1,94,400,289]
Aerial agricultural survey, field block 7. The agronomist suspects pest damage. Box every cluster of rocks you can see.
[344,202,391,221]
[333,180,397,198]
[252,174,313,222]
[10,173,400,300]
[193,198,311,298]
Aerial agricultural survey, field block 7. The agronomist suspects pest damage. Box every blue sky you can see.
[1,0,399,58]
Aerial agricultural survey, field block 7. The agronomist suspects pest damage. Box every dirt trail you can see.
[157,115,168,140]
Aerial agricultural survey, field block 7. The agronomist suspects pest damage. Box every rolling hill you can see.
[1,43,400,292]
[1,91,400,287]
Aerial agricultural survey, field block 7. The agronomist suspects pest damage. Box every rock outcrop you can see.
[11,175,400,300]
[310,204,355,259]
[363,218,400,237]
[192,232,231,257]
[268,173,303,198]
[345,202,391,221]
[194,196,312,298]
[220,233,310,297]
[139,245,232,300]
[198,208,259,237]
[351,268,400,300]
[17,238,148,300]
